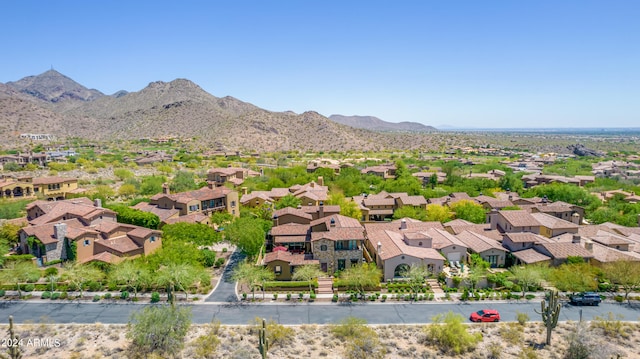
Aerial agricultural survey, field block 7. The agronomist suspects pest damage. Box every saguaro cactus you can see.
[258,318,269,359]
[535,290,561,345]
[8,315,22,359]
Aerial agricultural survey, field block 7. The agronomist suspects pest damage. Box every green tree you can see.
[155,263,199,304]
[169,171,199,193]
[161,222,220,246]
[392,206,428,221]
[327,190,363,220]
[62,263,104,298]
[275,194,302,210]
[127,305,191,359]
[140,175,166,196]
[109,260,150,299]
[113,168,134,181]
[232,261,275,300]
[225,217,267,259]
[400,263,431,300]
[117,183,138,197]
[0,222,22,247]
[510,265,543,298]
[0,261,40,298]
[292,264,324,293]
[425,204,453,222]
[211,212,234,226]
[549,263,599,292]
[339,263,381,299]
[449,200,486,224]
[603,260,640,305]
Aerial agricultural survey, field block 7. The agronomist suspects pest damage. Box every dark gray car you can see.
[569,292,602,306]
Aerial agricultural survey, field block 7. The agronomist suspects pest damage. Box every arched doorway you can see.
[394,263,410,278]
[12,187,24,197]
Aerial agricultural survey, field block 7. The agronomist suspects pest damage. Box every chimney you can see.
[319,201,324,218]
[330,218,336,227]
[162,183,170,195]
[377,241,382,254]
[572,212,581,225]
[400,219,407,230]
[585,239,593,252]
[572,234,581,244]
[54,222,67,241]
[94,198,102,208]
[273,214,279,227]
[489,209,498,230]
[241,187,248,195]
[317,176,324,187]
[508,195,513,201]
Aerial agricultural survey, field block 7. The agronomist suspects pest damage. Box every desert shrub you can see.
[127,305,191,358]
[344,326,386,359]
[44,267,59,276]
[525,294,535,300]
[214,258,225,268]
[253,317,294,348]
[93,295,101,302]
[151,292,160,303]
[191,321,221,359]
[516,311,529,326]
[331,316,368,341]
[120,291,130,300]
[591,312,629,339]
[60,292,68,300]
[103,293,112,299]
[41,291,51,299]
[0,290,5,297]
[425,311,482,355]
[200,249,217,267]
[23,284,35,292]
[51,292,60,300]
[500,323,524,345]
[518,346,539,359]
[487,341,502,359]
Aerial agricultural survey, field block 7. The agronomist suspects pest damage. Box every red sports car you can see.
[470,309,500,322]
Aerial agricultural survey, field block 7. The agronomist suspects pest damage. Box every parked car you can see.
[470,309,500,322]
[569,292,601,306]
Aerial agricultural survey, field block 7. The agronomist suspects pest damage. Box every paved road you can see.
[205,250,244,303]
[2,301,639,325]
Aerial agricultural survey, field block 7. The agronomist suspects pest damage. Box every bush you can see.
[93,295,101,302]
[309,292,316,301]
[120,291,130,300]
[332,294,339,302]
[273,293,279,300]
[200,249,217,267]
[516,311,530,326]
[103,293,112,299]
[381,294,387,302]
[151,292,160,303]
[331,316,368,340]
[500,323,524,345]
[286,293,292,300]
[525,294,536,300]
[41,291,51,299]
[51,292,60,300]
[60,292,68,300]
[214,257,225,268]
[44,259,62,267]
[614,295,624,303]
[0,290,4,297]
[87,281,102,292]
[44,267,59,276]
[242,293,247,300]
[426,311,483,355]
[23,284,35,292]
[222,247,228,253]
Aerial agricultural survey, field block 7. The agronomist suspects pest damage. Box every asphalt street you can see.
[1,301,639,325]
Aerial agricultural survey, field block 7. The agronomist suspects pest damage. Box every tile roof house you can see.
[207,166,259,187]
[240,178,328,207]
[489,210,541,234]
[19,198,161,265]
[310,214,365,274]
[262,251,319,281]
[351,191,428,221]
[530,212,579,238]
[455,230,507,267]
[136,184,239,225]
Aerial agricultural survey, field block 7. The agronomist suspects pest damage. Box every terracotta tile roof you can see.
[504,232,549,243]
[270,223,311,236]
[28,198,116,226]
[272,207,313,220]
[310,214,362,229]
[511,249,551,264]
[311,227,365,241]
[300,205,341,216]
[530,212,579,230]
[127,227,158,239]
[263,251,319,266]
[240,192,273,204]
[364,219,444,233]
[423,228,467,250]
[368,209,394,215]
[132,202,180,222]
[536,242,594,259]
[163,212,209,225]
[397,195,428,206]
[79,251,124,265]
[578,224,618,237]
[96,236,141,254]
[590,230,634,246]
[443,219,474,228]
[168,186,232,204]
[499,210,541,227]
[366,230,444,261]
[590,242,640,262]
[274,235,308,243]
[448,224,504,241]
[207,167,241,175]
[21,218,91,244]
[363,198,396,206]
[455,230,505,253]
[32,176,76,185]
[228,177,244,186]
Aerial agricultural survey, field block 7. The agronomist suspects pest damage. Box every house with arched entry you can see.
[0,176,34,199]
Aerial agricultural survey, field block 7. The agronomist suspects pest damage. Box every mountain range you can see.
[328,115,436,132]
[0,70,439,151]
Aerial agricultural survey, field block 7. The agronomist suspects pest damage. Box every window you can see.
[231,201,236,208]
[83,239,90,246]
[150,236,156,242]
[350,259,359,267]
[189,204,199,212]
[320,244,327,251]
[275,265,282,275]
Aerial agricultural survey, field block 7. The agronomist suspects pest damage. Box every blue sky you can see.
[1,1,639,128]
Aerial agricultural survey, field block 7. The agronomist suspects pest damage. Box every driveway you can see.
[204,249,245,302]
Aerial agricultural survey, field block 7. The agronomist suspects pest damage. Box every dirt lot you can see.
[3,318,638,359]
